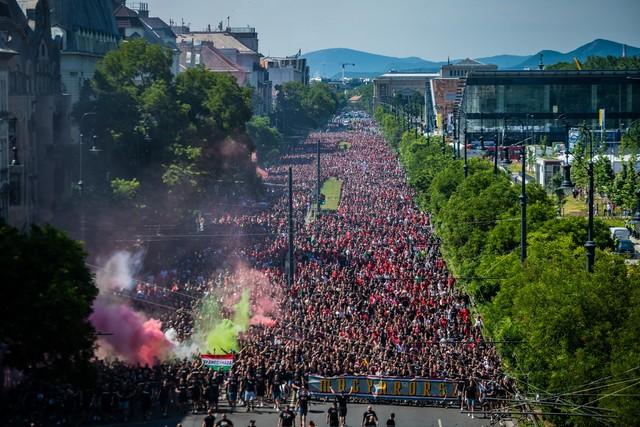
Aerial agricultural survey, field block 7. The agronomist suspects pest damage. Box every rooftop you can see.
[177,32,256,54]
[377,72,439,78]
[49,0,118,36]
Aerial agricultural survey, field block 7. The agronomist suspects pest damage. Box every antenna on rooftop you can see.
[538,53,544,70]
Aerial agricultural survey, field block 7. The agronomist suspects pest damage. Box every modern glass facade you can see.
[459,71,640,144]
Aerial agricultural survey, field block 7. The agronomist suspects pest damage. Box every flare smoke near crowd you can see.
[6,114,514,423]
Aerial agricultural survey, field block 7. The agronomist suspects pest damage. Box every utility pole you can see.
[463,128,469,178]
[494,126,500,174]
[287,166,294,287]
[316,139,321,215]
[520,145,527,262]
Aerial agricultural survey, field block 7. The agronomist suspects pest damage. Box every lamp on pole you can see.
[463,126,469,178]
[287,166,294,287]
[560,124,597,272]
[494,124,502,174]
[316,139,321,215]
[520,143,527,262]
[630,188,640,238]
[79,112,97,243]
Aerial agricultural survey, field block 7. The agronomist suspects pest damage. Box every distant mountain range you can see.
[302,39,640,79]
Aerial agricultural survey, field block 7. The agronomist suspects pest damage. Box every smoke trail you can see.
[90,298,173,365]
[95,250,143,292]
[90,251,173,365]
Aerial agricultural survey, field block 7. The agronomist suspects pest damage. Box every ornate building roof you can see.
[49,0,117,34]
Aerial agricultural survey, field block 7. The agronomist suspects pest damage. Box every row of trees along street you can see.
[375,106,640,426]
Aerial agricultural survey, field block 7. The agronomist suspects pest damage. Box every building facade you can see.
[46,0,119,108]
[440,58,497,78]
[459,70,640,145]
[261,55,309,93]
[373,72,439,131]
[0,0,67,227]
[176,27,271,115]
[112,1,179,74]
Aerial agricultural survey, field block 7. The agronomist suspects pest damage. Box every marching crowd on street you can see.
[4,115,514,426]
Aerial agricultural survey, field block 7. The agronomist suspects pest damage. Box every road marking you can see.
[438,419,443,427]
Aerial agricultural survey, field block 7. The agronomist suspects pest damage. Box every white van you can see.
[610,227,630,241]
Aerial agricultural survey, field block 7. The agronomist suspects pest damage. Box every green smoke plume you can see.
[198,289,250,354]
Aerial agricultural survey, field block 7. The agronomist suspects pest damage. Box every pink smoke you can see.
[250,314,276,327]
[90,297,173,366]
[220,264,280,328]
[256,166,268,179]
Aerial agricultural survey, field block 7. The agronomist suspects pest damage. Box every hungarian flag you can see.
[201,354,234,371]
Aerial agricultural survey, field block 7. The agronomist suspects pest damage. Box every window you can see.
[186,51,192,63]
[195,53,201,65]
[9,173,21,206]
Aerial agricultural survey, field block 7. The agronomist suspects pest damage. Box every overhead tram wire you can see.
[507,352,614,425]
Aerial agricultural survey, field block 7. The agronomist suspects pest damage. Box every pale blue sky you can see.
[149,0,640,59]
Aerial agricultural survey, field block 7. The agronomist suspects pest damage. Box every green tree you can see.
[275,81,338,132]
[246,116,283,163]
[111,177,141,201]
[0,222,98,383]
[74,41,260,215]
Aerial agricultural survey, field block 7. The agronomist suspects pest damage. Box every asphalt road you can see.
[99,402,490,427]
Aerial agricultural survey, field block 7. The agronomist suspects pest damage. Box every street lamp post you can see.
[560,124,596,272]
[520,145,527,262]
[630,189,640,238]
[316,139,321,215]
[585,135,596,273]
[494,128,501,174]
[287,166,294,287]
[463,127,469,178]
[79,112,97,243]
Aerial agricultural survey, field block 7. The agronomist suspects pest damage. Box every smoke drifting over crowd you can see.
[90,251,277,364]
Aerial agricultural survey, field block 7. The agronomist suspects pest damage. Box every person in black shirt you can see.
[205,379,220,412]
[363,415,377,427]
[278,405,296,427]
[140,385,152,420]
[297,384,310,427]
[385,413,395,427]
[226,374,238,413]
[215,413,234,427]
[327,402,340,427]
[332,387,352,427]
[466,378,478,419]
[159,380,170,417]
[243,374,257,412]
[202,409,216,427]
[361,406,378,427]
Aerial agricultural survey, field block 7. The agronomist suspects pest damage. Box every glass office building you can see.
[459,70,640,145]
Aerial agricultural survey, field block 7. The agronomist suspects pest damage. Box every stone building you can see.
[176,26,272,115]
[0,0,68,227]
[261,55,309,96]
[112,1,179,74]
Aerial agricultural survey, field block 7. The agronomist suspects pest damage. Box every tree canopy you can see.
[377,111,639,425]
[0,222,98,383]
[274,81,338,133]
[74,40,260,220]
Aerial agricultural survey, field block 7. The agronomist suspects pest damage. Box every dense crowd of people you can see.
[3,114,515,426]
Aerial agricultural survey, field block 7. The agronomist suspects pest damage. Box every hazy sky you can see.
[149,0,640,59]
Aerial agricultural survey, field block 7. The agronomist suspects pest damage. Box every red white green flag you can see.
[201,354,234,371]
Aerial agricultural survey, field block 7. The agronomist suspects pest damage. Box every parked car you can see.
[610,226,631,241]
[615,239,635,255]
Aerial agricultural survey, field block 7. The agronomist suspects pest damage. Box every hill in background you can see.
[302,39,639,78]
